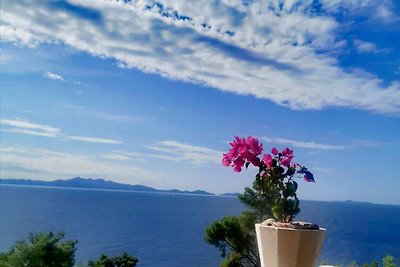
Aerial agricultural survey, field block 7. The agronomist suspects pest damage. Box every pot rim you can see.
[255,223,326,232]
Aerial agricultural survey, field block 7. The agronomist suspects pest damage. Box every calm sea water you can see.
[0,185,399,266]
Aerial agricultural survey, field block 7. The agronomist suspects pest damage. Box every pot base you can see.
[255,224,326,267]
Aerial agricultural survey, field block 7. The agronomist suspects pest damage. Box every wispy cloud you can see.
[101,150,145,161]
[147,141,222,165]
[0,146,157,185]
[261,136,347,150]
[3,128,60,138]
[92,112,144,123]
[261,136,389,150]
[320,0,399,23]
[353,39,389,54]
[67,136,122,144]
[1,0,399,114]
[0,118,60,137]
[353,39,378,53]
[44,71,64,81]
[43,71,84,86]
[351,139,384,148]
[1,118,122,145]
[63,105,144,123]
[374,3,399,23]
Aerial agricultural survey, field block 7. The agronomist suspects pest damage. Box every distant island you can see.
[0,177,220,196]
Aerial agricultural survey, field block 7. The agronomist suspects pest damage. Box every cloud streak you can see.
[261,136,347,150]
[67,135,121,144]
[0,118,60,137]
[1,118,121,145]
[147,140,222,165]
[102,150,145,161]
[44,71,65,81]
[353,39,378,54]
[1,0,399,114]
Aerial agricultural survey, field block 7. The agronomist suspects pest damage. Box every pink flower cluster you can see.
[222,136,314,183]
[222,136,297,173]
[263,146,295,168]
[222,136,263,172]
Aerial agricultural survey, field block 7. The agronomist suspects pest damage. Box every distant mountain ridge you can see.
[0,177,215,196]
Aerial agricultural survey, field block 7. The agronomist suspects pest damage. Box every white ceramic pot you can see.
[255,224,326,267]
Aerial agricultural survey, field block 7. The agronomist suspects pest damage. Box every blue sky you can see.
[1,0,399,204]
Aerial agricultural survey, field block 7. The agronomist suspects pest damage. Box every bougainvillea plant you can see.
[222,136,315,223]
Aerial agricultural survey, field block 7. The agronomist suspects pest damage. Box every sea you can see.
[0,185,399,266]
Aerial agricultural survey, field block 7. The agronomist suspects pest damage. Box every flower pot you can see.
[255,224,326,267]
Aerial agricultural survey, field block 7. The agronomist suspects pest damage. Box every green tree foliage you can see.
[205,178,270,266]
[205,212,259,266]
[88,252,138,267]
[383,255,397,267]
[0,232,138,267]
[342,255,398,267]
[0,232,77,267]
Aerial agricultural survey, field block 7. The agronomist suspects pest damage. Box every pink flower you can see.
[281,147,293,157]
[262,154,273,168]
[233,165,242,172]
[222,154,232,166]
[280,155,294,167]
[247,136,263,156]
[222,136,263,170]
[271,147,278,155]
[248,156,261,167]
[233,158,245,172]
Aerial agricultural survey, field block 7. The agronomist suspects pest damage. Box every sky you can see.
[0,0,399,205]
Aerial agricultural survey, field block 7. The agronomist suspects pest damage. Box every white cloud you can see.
[102,150,145,161]
[320,0,399,23]
[261,136,385,150]
[102,153,132,161]
[353,39,378,54]
[352,39,390,54]
[261,136,347,150]
[375,4,399,23]
[1,118,122,144]
[0,118,61,137]
[91,112,144,123]
[102,144,221,165]
[66,136,122,144]
[63,105,145,123]
[43,71,84,85]
[351,139,383,148]
[1,0,399,114]
[0,146,158,185]
[3,128,60,138]
[147,140,222,165]
[44,71,64,81]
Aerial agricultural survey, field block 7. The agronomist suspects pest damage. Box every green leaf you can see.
[271,159,277,167]
[271,204,282,220]
[286,198,294,210]
[286,167,296,176]
[293,181,298,192]
[294,196,300,210]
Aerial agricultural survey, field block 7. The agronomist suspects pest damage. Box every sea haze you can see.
[0,177,214,196]
[0,185,399,266]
